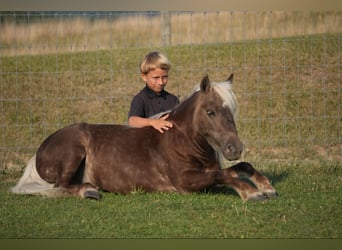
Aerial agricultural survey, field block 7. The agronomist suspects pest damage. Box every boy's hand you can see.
[151,114,173,133]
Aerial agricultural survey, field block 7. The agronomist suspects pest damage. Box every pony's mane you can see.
[211,81,238,116]
[189,80,238,117]
[150,80,238,119]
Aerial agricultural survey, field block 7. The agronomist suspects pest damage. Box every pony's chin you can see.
[208,141,242,161]
[221,148,242,161]
[223,154,241,161]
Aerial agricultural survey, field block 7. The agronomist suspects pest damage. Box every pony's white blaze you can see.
[212,81,238,116]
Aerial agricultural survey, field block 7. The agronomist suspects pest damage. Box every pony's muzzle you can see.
[223,141,243,160]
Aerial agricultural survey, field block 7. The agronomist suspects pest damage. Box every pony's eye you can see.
[207,110,215,117]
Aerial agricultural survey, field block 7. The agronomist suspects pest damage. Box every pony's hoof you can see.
[247,192,268,202]
[84,190,101,200]
[263,189,278,199]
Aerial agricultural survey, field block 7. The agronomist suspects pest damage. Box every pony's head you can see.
[194,74,243,161]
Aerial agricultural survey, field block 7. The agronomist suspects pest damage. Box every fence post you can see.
[161,11,171,46]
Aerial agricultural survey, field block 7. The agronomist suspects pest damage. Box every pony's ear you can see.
[200,74,211,93]
[226,73,233,83]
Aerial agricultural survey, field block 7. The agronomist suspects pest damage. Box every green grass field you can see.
[0,161,341,238]
[0,32,341,238]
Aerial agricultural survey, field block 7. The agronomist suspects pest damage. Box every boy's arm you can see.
[128,114,173,134]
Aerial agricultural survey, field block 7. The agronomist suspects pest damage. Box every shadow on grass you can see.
[264,170,290,186]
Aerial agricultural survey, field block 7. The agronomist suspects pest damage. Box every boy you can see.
[128,51,179,133]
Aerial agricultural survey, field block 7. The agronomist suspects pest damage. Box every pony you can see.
[11,74,277,201]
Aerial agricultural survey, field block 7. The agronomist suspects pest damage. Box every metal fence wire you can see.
[0,11,341,171]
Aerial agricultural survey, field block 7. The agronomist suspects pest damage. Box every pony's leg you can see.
[216,172,268,201]
[49,161,101,200]
[55,168,101,199]
[66,183,101,200]
[225,162,277,198]
[180,168,268,202]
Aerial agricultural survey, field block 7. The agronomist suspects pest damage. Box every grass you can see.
[0,14,341,238]
[0,161,341,238]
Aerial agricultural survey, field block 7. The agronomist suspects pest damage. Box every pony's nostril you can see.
[223,143,242,161]
[226,144,235,154]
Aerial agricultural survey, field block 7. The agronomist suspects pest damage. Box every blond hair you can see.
[140,51,171,74]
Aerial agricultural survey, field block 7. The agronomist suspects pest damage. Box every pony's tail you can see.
[10,154,67,197]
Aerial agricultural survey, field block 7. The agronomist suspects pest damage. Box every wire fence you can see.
[1,11,341,171]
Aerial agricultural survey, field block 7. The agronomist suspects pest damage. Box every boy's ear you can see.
[141,73,147,82]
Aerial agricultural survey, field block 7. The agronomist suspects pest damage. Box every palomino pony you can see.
[11,74,277,201]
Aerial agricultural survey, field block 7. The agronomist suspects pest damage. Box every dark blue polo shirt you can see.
[128,85,179,118]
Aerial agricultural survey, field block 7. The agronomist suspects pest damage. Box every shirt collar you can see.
[144,85,166,99]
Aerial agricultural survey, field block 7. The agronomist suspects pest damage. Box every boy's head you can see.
[140,51,171,94]
[140,51,171,74]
